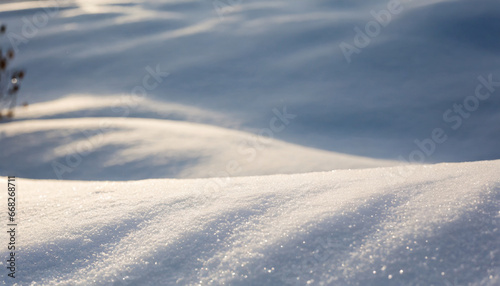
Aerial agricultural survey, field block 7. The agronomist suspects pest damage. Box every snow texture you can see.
[1,160,499,285]
[0,0,499,285]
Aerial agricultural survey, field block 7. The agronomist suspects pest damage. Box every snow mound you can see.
[0,112,395,180]
[4,159,500,285]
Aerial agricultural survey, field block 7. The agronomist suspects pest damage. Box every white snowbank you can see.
[0,1,499,285]
[0,97,396,180]
[3,159,499,285]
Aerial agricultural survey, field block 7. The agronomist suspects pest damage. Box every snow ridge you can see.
[6,160,500,285]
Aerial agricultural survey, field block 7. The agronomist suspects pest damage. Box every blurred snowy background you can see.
[1,0,499,174]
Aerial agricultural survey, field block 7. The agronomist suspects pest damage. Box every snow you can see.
[1,0,500,161]
[2,160,499,285]
[0,96,396,180]
[0,0,499,285]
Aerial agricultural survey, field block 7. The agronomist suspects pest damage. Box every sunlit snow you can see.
[0,0,499,285]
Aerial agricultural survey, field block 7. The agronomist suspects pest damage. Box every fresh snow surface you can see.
[3,160,500,285]
[0,96,396,180]
[0,0,499,285]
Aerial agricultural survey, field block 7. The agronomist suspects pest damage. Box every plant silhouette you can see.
[0,23,26,120]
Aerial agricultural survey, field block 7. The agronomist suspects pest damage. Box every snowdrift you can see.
[3,159,499,285]
[2,0,499,161]
[0,96,396,180]
[0,0,499,285]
